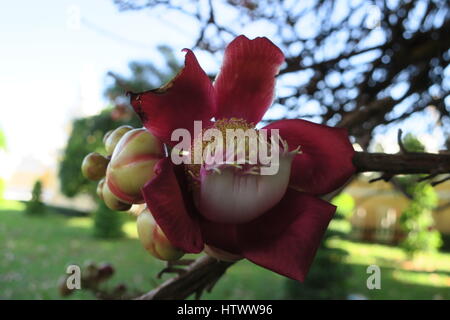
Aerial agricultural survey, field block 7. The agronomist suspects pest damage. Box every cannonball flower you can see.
[129,35,355,281]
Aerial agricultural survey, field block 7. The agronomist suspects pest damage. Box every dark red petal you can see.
[264,119,356,195]
[130,49,215,146]
[142,158,204,253]
[199,218,240,255]
[214,35,284,124]
[237,188,336,281]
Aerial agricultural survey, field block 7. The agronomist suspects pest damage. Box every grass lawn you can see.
[0,200,286,299]
[0,200,449,299]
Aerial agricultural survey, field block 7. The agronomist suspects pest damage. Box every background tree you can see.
[105,45,181,104]
[25,180,45,215]
[395,134,441,256]
[0,127,6,201]
[114,0,450,149]
[59,47,180,238]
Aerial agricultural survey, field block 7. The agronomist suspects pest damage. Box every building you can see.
[346,177,450,244]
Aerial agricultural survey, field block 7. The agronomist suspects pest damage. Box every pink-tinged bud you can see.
[106,128,164,204]
[104,125,134,156]
[81,152,109,181]
[103,130,113,145]
[102,180,132,211]
[136,208,184,261]
[204,245,243,262]
[97,179,105,200]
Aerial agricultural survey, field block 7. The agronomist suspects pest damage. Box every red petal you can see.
[264,119,355,195]
[214,35,284,124]
[142,158,204,253]
[130,49,215,145]
[199,218,240,255]
[237,188,336,281]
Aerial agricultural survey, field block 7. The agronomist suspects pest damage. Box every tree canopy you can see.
[114,0,450,148]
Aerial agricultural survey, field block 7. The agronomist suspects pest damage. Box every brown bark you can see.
[353,152,450,175]
[136,256,234,300]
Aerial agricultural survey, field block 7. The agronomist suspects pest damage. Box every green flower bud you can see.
[136,208,184,261]
[97,179,105,200]
[81,152,109,181]
[103,130,113,145]
[106,128,164,204]
[102,180,132,211]
[104,125,133,156]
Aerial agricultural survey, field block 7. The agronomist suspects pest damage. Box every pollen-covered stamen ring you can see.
[183,118,301,224]
[184,119,302,188]
[185,117,258,188]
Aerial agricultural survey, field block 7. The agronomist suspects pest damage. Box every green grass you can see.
[0,200,449,299]
[328,238,450,299]
[0,201,285,299]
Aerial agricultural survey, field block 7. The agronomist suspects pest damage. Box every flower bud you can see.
[97,263,115,282]
[106,128,164,204]
[58,276,74,297]
[97,179,105,200]
[82,261,98,280]
[81,152,109,181]
[104,125,133,155]
[103,130,113,145]
[137,208,184,261]
[204,245,243,262]
[102,180,132,211]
